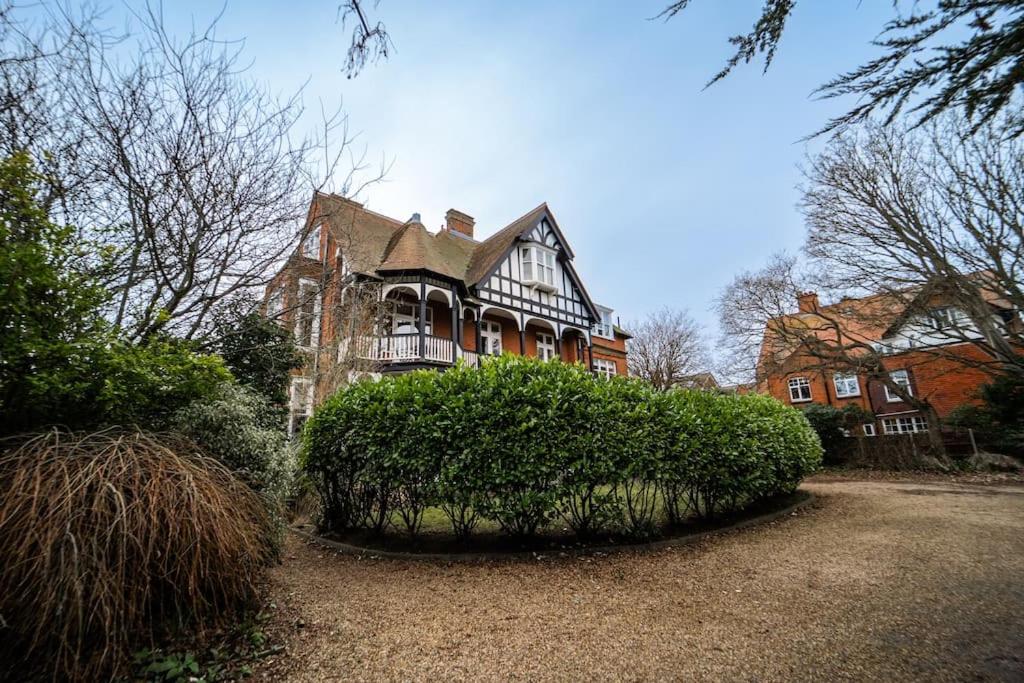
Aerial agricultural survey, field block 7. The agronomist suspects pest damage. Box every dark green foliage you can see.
[0,153,230,433]
[169,384,297,504]
[303,355,822,541]
[948,373,1024,455]
[209,296,303,407]
[801,403,874,464]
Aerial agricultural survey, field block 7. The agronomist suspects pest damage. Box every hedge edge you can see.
[289,490,814,564]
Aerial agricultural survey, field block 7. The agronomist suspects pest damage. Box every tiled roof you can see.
[464,203,549,285]
[316,194,551,286]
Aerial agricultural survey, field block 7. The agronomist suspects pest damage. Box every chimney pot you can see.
[445,209,475,239]
[797,291,820,314]
[409,212,421,223]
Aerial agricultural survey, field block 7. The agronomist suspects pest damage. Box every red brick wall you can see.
[761,344,994,420]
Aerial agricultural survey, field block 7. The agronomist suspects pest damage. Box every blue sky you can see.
[159,0,895,335]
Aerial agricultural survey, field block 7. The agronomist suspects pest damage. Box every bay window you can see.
[521,244,556,290]
[882,415,928,434]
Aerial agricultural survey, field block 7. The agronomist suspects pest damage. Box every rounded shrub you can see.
[169,383,297,505]
[302,355,822,542]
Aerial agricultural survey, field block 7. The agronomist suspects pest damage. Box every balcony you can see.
[339,334,481,367]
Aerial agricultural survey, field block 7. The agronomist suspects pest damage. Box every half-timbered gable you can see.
[472,210,599,334]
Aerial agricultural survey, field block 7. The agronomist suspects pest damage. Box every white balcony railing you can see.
[339,334,454,365]
[460,349,479,367]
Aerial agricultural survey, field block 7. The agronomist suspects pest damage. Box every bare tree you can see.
[801,116,1024,378]
[0,2,384,340]
[659,1,1024,136]
[338,0,391,79]
[627,308,709,390]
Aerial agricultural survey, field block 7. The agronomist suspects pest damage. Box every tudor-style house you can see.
[265,192,631,434]
[756,286,1019,438]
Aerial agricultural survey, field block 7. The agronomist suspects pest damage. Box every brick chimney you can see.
[445,209,475,239]
[797,291,820,313]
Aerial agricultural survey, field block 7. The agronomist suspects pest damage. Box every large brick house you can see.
[265,192,630,434]
[756,287,1017,438]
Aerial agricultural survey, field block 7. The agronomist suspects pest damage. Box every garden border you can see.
[290,489,815,563]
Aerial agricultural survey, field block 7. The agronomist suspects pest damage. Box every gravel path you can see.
[260,478,1024,681]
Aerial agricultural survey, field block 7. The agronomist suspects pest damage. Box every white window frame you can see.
[593,358,617,379]
[788,377,812,403]
[930,306,956,331]
[882,415,928,434]
[294,278,321,348]
[481,320,502,356]
[520,244,557,291]
[266,287,285,323]
[885,369,912,402]
[536,332,556,361]
[863,423,876,437]
[303,224,321,259]
[390,301,432,336]
[593,307,614,340]
[832,373,860,398]
[288,377,314,438]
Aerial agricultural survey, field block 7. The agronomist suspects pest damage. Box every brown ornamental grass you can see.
[0,429,279,681]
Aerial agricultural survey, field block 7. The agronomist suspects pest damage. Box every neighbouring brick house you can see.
[265,192,631,434]
[756,288,1019,438]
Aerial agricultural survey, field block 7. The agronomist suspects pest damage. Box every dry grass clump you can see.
[0,429,278,681]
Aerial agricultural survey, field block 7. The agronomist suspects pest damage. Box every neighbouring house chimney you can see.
[445,209,475,239]
[797,291,820,313]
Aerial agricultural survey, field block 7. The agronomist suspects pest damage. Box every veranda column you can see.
[450,285,460,352]
[418,279,427,359]
[519,329,526,356]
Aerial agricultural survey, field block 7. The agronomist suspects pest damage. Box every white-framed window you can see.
[929,307,956,330]
[390,301,432,335]
[536,332,556,361]
[833,373,860,398]
[302,224,321,259]
[594,358,617,379]
[882,415,928,434]
[481,320,502,356]
[521,244,556,290]
[288,377,314,438]
[788,377,812,402]
[593,307,614,339]
[863,423,876,437]
[885,369,912,402]
[266,287,285,323]
[294,279,321,348]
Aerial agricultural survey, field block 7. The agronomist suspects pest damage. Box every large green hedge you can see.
[302,355,822,539]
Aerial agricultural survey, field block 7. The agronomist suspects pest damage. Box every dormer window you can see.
[929,307,955,330]
[302,224,321,259]
[521,244,556,291]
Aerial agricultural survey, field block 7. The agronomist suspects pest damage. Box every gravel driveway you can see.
[261,477,1024,681]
